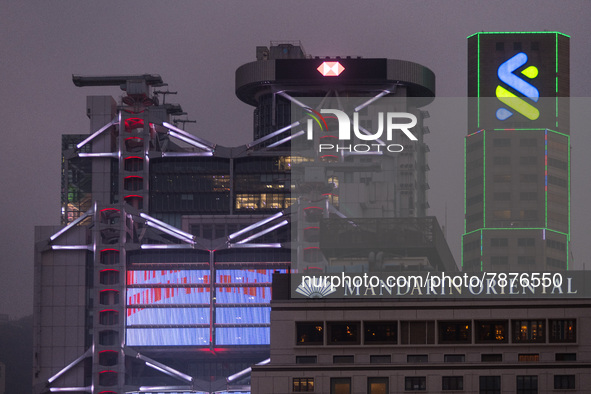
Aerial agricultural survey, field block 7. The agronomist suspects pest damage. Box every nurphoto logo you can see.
[305,108,418,153]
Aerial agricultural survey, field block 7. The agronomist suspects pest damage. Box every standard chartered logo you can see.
[495,52,540,121]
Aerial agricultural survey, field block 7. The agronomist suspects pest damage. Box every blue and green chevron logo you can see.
[496,52,540,121]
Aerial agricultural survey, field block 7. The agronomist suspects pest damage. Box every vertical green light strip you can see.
[555,33,559,128]
[545,129,548,228]
[464,137,467,233]
[568,133,571,269]
[477,34,481,128]
[482,129,486,227]
[480,229,484,271]
[461,235,464,269]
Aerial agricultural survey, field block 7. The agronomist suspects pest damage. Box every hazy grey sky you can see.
[1,0,590,318]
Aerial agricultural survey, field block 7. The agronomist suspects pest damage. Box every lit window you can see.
[296,322,323,345]
[513,320,545,343]
[368,377,388,394]
[328,176,339,189]
[518,354,539,362]
[364,321,397,344]
[439,321,471,344]
[328,322,360,345]
[293,377,315,392]
[549,319,576,343]
[331,377,351,394]
[476,320,507,343]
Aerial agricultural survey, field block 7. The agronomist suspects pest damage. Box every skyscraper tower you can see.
[463,32,570,272]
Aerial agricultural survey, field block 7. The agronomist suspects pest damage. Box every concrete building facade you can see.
[252,275,590,393]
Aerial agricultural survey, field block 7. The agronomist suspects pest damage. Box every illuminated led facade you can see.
[34,42,448,394]
[463,32,570,272]
[35,74,291,394]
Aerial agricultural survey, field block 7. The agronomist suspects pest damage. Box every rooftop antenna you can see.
[173,118,196,128]
[154,89,177,105]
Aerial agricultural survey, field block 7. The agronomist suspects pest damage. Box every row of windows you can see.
[492,156,537,165]
[491,137,539,148]
[467,137,540,154]
[466,209,541,224]
[492,192,540,201]
[489,256,567,268]
[296,352,576,365]
[491,238,508,247]
[151,156,294,174]
[547,239,567,251]
[235,193,293,211]
[466,212,483,224]
[151,174,230,193]
[465,237,559,250]
[467,193,483,206]
[294,374,575,393]
[150,192,295,213]
[491,209,538,220]
[548,157,568,171]
[150,193,230,213]
[466,141,482,153]
[463,240,480,252]
[491,174,538,183]
[547,257,567,269]
[296,319,576,346]
[548,175,568,188]
[490,237,537,247]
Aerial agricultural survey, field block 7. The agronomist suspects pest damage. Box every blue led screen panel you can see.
[215,327,270,345]
[215,287,272,303]
[215,307,271,324]
[127,270,209,285]
[215,269,287,283]
[127,307,210,326]
[127,287,210,305]
[127,327,210,346]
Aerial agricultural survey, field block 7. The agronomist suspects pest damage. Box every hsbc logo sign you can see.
[317,61,345,77]
[305,108,418,153]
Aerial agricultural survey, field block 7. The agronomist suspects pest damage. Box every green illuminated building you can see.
[463,32,570,271]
